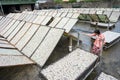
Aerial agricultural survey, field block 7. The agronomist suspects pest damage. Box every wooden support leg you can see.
[69,37,73,52]
[76,32,80,48]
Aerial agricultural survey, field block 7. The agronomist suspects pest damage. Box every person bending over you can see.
[84,29,105,56]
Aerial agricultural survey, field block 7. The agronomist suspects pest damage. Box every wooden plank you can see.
[35,11,40,15]
[31,28,64,67]
[0,55,34,67]
[22,26,50,57]
[3,21,20,38]
[44,12,50,16]
[0,18,8,29]
[90,22,114,27]
[49,17,62,27]
[89,10,96,14]
[55,12,63,17]
[0,20,16,35]
[71,13,80,19]
[0,18,10,27]
[15,24,39,50]
[33,10,37,14]
[0,43,15,48]
[37,11,43,15]
[40,11,45,15]
[66,13,73,18]
[0,16,3,20]
[96,10,103,14]
[6,13,15,18]
[0,18,12,32]
[52,12,57,17]
[60,12,68,17]
[48,11,54,16]
[7,21,25,41]
[0,37,6,41]
[24,14,33,22]
[103,11,112,18]
[18,13,27,20]
[10,23,32,45]
[63,19,78,33]
[33,16,46,24]
[0,40,8,44]
[103,31,120,43]
[23,14,31,21]
[109,11,120,22]
[9,13,15,18]
[55,18,69,28]
[0,48,22,56]
[5,13,11,18]
[13,13,22,20]
[41,16,52,25]
[83,10,89,14]
[106,8,113,11]
[29,15,38,23]
[41,48,98,80]
[27,14,37,22]
[17,13,24,20]
[79,9,84,14]
[73,9,78,13]
[0,17,6,27]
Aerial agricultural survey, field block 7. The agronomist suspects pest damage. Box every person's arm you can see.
[82,33,96,37]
